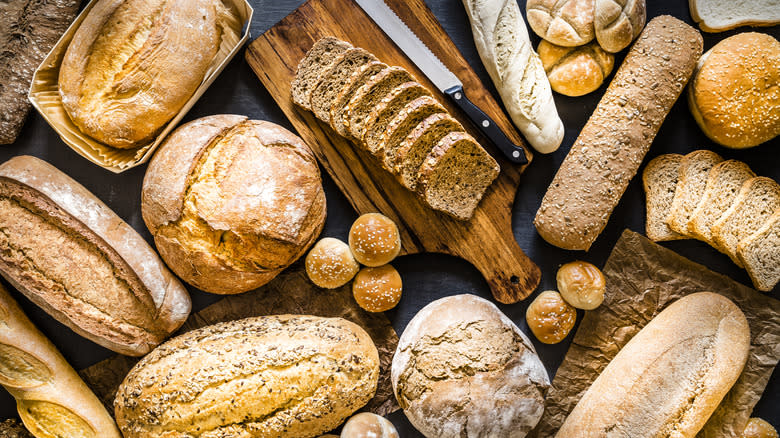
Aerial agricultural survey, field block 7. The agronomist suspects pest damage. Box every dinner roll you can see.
[341,413,399,438]
[352,265,402,313]
[349,213,401,266]
[556,261,606,310]
[525,290,577,344]
[688,32,780,148]
[142,115,326,294]
[306,238,360,288]
[742,418,779,438]
[538,40,614,96]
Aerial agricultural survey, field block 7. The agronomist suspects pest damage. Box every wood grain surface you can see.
[246,0,540,303]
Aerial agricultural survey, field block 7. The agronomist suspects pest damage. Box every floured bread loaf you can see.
[392,294,549,438]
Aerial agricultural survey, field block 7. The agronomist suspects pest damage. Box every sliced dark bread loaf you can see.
[391,113,464,191]
[667,150,723,236]
[361,82,431,154]
[688,160,755,244]
[345,67,414,139]
[379,96,446,167]
[331,61,387,136]
[292,37,352,110]
[712,177,780,266]
[416,132,500,220]
[642,154,686,242]
[310,48,377,122]
[737,211,780,292]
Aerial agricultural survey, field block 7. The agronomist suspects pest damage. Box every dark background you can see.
[1,0,778,435]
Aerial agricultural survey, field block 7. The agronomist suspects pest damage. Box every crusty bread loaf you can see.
[309,48,377,122]
[667,150,723,236]
[115,315,380,438]
[594,0,646,53]
[463,0,564,153]
[392,294,549,438]
[712,177,780,266]
[642,154,685,242]
[737,211,780,292]
[331,61,387,136]
[526,0,595,46]
[292,37,352,110]
[689,0,780,32]
[0,284,121,438]
[59,0,237,149]
[557,292,750,437]
[688,33,780,149]
[538,40,614,97]
[142,115,326,295]
[534,16,702,250]
[0,155,190,356]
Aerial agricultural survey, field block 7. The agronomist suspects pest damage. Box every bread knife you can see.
[354,0,528,165]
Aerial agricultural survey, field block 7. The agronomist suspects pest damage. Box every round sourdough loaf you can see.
[114,315,379,438]
[142,115,326,294]
[391,294,549,438]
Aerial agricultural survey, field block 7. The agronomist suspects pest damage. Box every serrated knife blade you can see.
[354,0,528,164]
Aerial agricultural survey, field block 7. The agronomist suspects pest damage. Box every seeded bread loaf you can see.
[667,150,723,236]
[0,155,191,356]
[0,419,33,437]
[393,113,464,191]
[688,160,755,243]
[712,177,780,266]
[361,82,431,155]
[331,61,388,136]
[0,283,121,438]
[738,211,780,292]
[310,48,377,122]
[345,67,415,139]
[642,154,685,242]
[292,37,352,110]
[115,315,380,438]
[417,131,500,221]
[378,96,446,167]
[534,16,703,250]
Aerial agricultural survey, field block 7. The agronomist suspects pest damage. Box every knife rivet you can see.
[513,151,520,158]
[454,92,462,100]
[482,120,489,127]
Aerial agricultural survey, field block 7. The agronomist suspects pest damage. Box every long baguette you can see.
[534,16,702,250]
[0,284,121,438]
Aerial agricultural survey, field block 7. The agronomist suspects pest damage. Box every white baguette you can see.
[461,0,564,154]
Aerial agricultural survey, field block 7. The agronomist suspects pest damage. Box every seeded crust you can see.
[379,96,446,167]
[330,61,387,136]
[393,113,464,191]
[309,48,377,122]
[666,150,723,236]
[345,67,414,139]
[291,37,351,110]
[361,82,431,154]
[738,211,780,292]
[642,154,685,242]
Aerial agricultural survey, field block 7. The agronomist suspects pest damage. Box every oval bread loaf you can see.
[557,292,750,437]
[115,315,380,438]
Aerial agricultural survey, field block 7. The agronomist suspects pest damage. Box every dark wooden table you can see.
[1,0,778,435]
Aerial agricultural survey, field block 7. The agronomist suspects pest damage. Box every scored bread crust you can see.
[557,292,750,438]
[666,150,723,236]
[0,155,191,356]
[688,0,780,32]
[594,0,646,53]
[525,0,595,47]
[538,40,614,97]
[642,154,685,242]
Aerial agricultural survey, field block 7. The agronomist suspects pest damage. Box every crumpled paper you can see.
[530,230,780,437]
[79,264,400,417]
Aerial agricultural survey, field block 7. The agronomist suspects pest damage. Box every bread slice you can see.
[737,211,780,291]
[711,177,780,266]
[689,0,780,32]
[378,96,445,166]
[361,82,431,154]
[330,61,387,136]
[392,113,464,191]
[667,150,723,236]
[292,37,351,110]
[688,160,755,243]
[309,48,377,122]
[642,154,685,242]
[344,67,414,139]
[416,132,500,220]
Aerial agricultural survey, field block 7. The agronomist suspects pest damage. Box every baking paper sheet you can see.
[530,230,780,437]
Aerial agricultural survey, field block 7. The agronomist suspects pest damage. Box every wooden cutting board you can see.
[245,0,540,303]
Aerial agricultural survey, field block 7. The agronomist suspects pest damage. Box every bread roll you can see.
[557,292,750,437]
[526,0,595,47]
[59,0,238,149]
[742,418,779,438]
[594,0,646,53]
[115,315,380,438]
[534,16,703,250]
[462,0,564,153]
[306,238,359,289]
[352,265,402,313]
[538,40,614,97]
[341,413,399,438]
[392,294,549,438]
[142,115,326,294]
[0,155,190,356]
[525,290,576,343]
[688,32,780,149]
[0,284,121,438]
[556,261,605,310]
[348,213,401,267]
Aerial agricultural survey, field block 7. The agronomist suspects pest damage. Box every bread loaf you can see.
[392,294,549,438]
[462,0,564,153]
[667,150,723,237]
[115,315,380,438]
[142,115,326,294]
[310,48,377,122]
[292,37,352,111]
[0,155,190,356]
[0,283,121,438]
[557,292,750,437]
[59,0,238,149]
[330,61,388,137]
[534,16,702,250]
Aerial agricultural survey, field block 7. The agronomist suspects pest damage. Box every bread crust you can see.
[526,0,595,46]
[594,0,646,53]
[688,0,780,32]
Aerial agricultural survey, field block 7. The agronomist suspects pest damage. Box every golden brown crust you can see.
[525,290,576,344]
[526,0,595,46]
[742,418,779,438]
[538,40,614,96]
[305,238,359,289]
[348,213,401,267]
[352,265,403,313]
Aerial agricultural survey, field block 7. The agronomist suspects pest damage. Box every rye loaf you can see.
[345,67,414,139]
[330,61,387,136]
[378,96,446,166]
[361,82,431,154]
[309,48,377,122]
[292,37,351,110]
[394,113,465,191]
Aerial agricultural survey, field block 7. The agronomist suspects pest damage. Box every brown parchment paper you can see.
[79,264,400,417]
[530,230,780,438]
